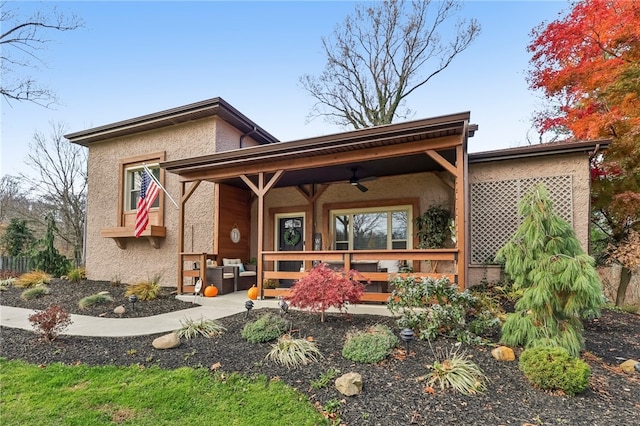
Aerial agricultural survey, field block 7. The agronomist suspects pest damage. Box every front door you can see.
[276,214,304,287]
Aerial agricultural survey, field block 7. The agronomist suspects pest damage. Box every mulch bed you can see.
[1,279,639,425]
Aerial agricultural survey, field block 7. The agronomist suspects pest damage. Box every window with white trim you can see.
[331,206,411,250]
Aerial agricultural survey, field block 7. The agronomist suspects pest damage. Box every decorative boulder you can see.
[113,305,126,315]
[152,332,181,350]
[335,372,362,396]
[491,346,516,361]
[620,359,639,374]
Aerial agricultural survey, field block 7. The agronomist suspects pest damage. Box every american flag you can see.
[134,169,160,237]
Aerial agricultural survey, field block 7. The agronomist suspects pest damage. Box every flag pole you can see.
[142,163,178,209]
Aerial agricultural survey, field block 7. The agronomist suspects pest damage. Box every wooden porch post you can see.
[239,171,284,299]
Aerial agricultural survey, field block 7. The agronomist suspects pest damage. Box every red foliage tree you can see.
[528,0,640,305]
[28,305,72,341]
[285,262,366,322]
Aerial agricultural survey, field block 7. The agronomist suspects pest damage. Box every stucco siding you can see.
[84,117,244,285]
[467,152,592,285]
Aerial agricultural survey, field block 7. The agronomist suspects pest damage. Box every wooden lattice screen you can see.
[470,175,573,265]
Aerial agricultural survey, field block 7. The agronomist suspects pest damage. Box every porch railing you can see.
[261,249,459,302]
[178,249,459,302]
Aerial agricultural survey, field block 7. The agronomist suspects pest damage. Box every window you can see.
[125,165,160,211]
[331,206,410,250]
[116,152,165,229]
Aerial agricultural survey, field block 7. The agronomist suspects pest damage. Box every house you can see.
[65,97,608,300]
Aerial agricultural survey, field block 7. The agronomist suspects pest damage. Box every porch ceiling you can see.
[161,112,474,187]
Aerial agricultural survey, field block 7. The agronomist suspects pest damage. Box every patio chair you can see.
[205,261,235,295]
[222,258,258,291]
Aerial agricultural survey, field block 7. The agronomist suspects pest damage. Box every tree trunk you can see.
[615,266,632,306]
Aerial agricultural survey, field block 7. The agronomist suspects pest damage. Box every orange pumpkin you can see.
[247,285,259,300]
[204,285,218,297]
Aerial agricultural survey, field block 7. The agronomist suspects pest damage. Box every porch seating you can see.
[221,258,258,291]
[205,263,236,295]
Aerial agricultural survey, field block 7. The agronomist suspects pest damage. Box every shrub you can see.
[241,312,288,343]
[15,270,51,288]
[20,285,50,300]
[125,281,161,301]
[519,346,590,396]
[342,324,398,363]
[265,334,323,369]
[496,184,603,357]
[285,262,365,322]
[28,305,73,341]
[78,293,114,309]
[175,316,227,339]
[426,345,487,395]
[67,267,86,283]
[30,213,71,277]
[387,276,500,344]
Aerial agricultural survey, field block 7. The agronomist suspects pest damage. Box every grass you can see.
[78,293,114,309]
[0,358,328,426]
[175,316,227,339]
[265,334,323,369]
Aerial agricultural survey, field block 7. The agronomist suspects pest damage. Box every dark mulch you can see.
[1,279,639,425]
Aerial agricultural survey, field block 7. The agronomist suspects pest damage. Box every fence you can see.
[0,256,31,274]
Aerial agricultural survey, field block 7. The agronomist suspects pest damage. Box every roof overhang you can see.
[469,139,610,163]
[64,97,279,146]
[161,112,474,186]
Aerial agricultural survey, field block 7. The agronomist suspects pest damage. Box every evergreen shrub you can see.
[342,324,398,363]
[519,346,590,396]
[241,312,288,343]
[496,184,603,356]
[387,276,500,343]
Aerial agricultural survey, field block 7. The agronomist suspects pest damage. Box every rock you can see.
[152,333,181,349]
[335,372,362,396]
[113,305,125,315]
[620,359,639,374]
[491,346,515,361]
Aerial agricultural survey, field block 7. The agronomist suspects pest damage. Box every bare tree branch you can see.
[20,122,87,263]
[0,1,83,107]
[300,0,480,129]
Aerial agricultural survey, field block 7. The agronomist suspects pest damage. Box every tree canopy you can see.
[300,0,480,129]
[527,0,640,304]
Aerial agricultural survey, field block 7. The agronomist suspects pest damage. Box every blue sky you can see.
[1,0,569,179]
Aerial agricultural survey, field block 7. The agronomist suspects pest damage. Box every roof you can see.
[161,111,474,184]
[64,97,279,146]
[469,139,610,163]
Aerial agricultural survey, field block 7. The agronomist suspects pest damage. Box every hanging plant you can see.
[416,206,451,249]
[284,228,301,247]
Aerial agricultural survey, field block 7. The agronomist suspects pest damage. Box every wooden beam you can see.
[178,136,461,182]
[425,149,457,176]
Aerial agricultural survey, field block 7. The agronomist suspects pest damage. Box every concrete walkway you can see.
[0,293,393,337]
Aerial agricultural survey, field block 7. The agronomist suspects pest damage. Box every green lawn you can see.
[0,359,327,425]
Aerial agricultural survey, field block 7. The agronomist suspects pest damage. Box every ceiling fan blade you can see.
[355,182,368,192]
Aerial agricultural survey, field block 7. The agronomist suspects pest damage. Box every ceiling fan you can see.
[347,167,376,192]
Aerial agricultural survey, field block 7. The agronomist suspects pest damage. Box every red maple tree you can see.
[285,262,366,322]
[528,0,640,305]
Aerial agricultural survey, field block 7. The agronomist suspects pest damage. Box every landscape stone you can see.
[491,346,515,361]
[620,359,639,374]
[152,332,181,349]
[335,372,362,396]
[113,305,125,315]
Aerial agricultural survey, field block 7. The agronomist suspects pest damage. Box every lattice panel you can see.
[470,175,573,264]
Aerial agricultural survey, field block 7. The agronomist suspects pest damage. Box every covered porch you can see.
[162,113,474,302]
